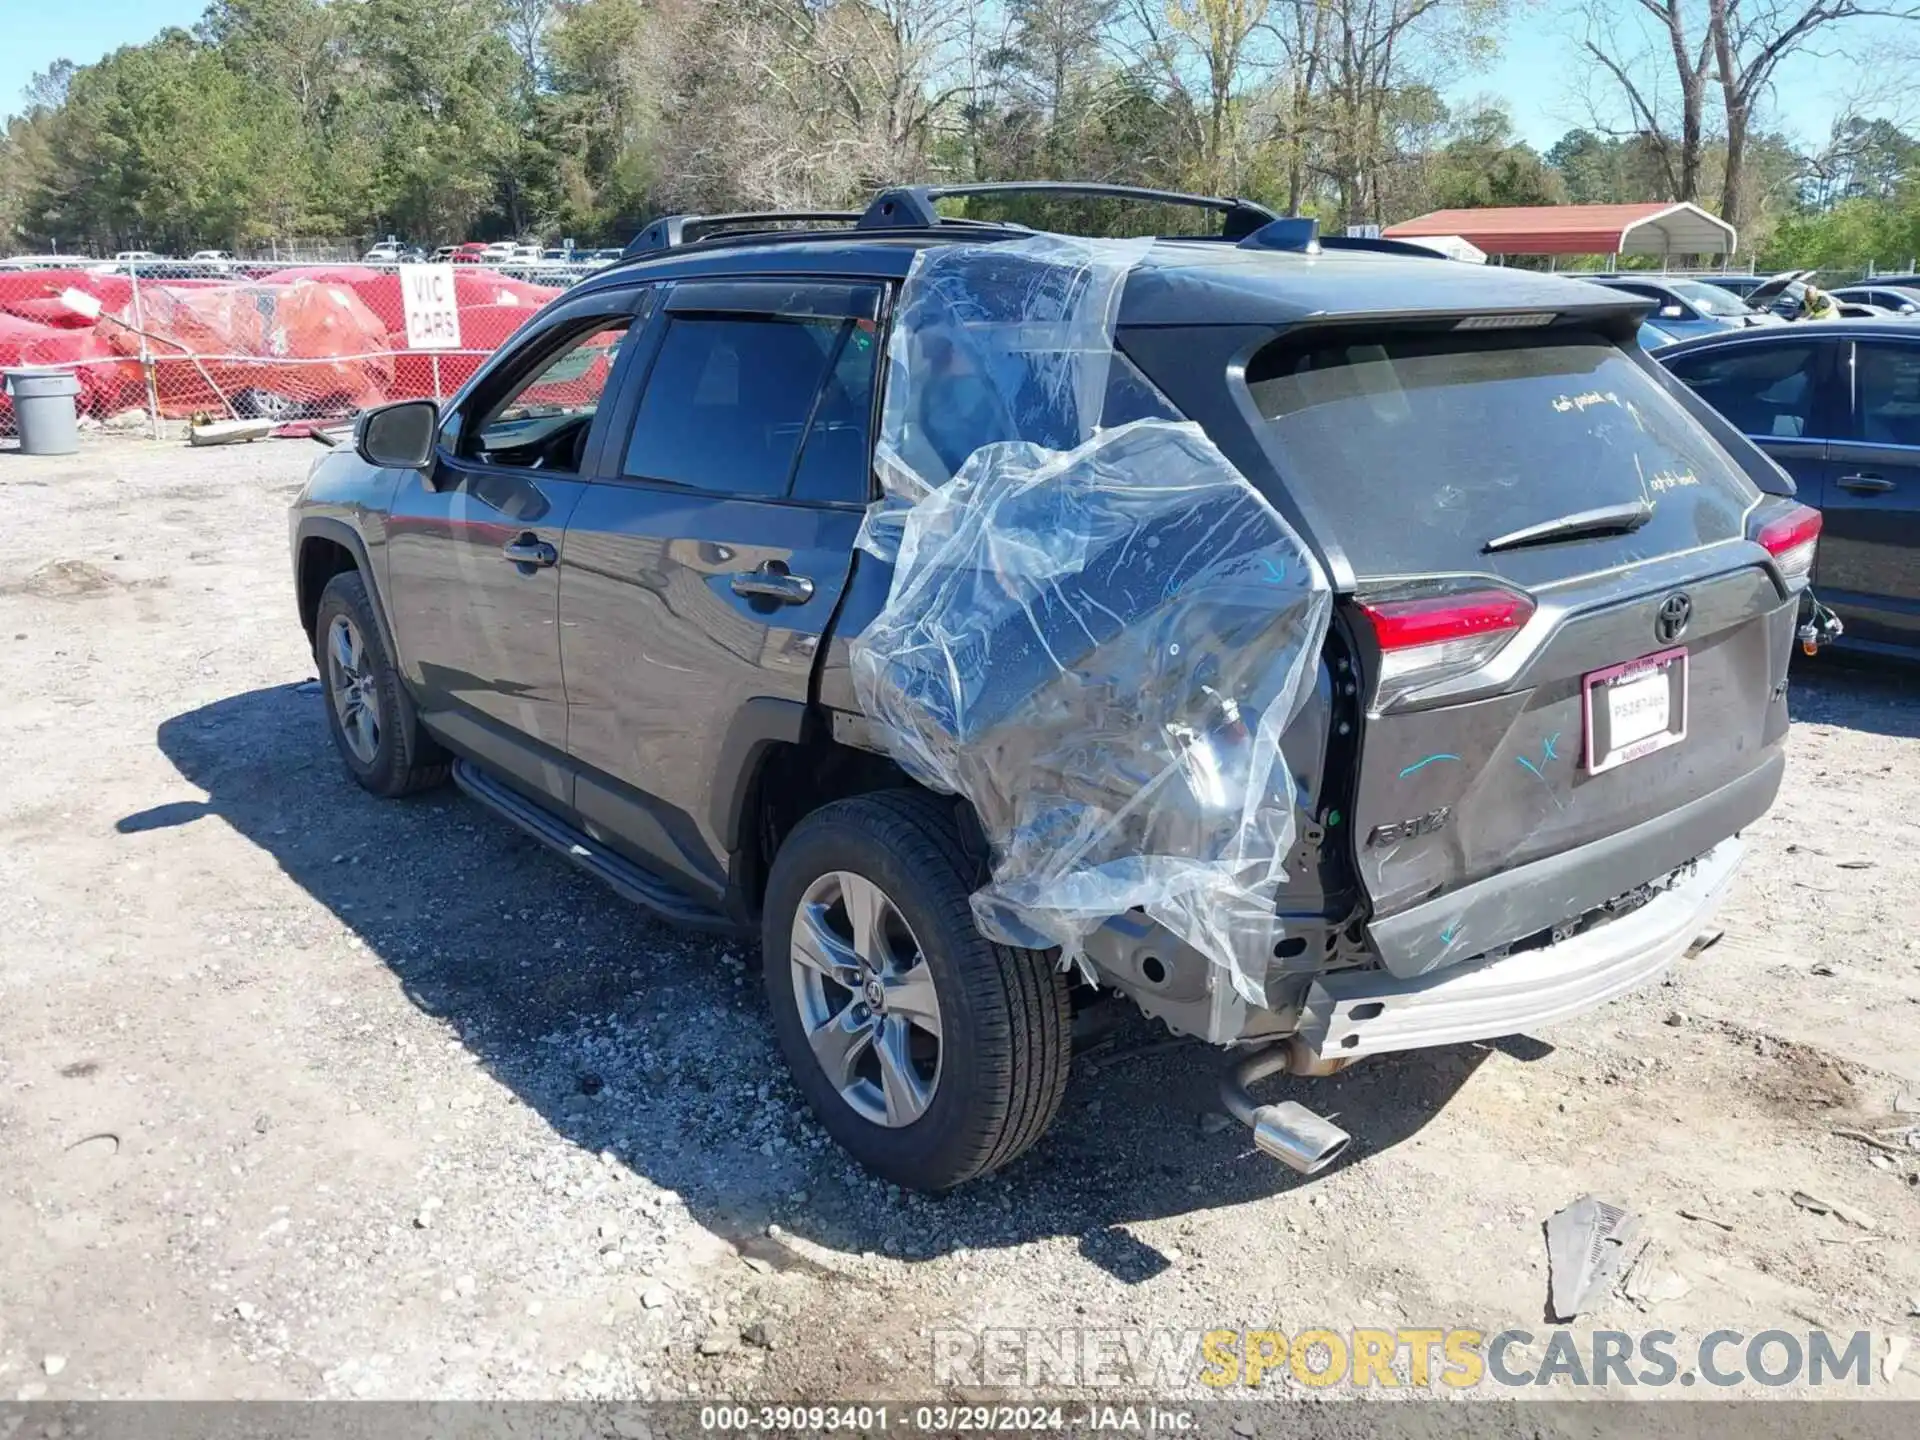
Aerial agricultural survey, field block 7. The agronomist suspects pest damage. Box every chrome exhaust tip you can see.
[1249,1101,1352,1174]
[1219,1041,1353,1175]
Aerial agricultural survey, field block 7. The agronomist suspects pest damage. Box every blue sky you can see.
[3,0,207,118]
[0,1,1896,151]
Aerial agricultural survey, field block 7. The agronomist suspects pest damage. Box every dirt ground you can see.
[1,434,1916,1407]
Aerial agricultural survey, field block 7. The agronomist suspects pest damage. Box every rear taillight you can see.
[1755,503,1821,586]
[1356,588,1535,707]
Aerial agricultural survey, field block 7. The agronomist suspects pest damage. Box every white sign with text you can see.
[401,264,462,350]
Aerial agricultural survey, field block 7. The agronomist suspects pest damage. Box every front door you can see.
[1818,337,1920,651]
[386,295,643,805]
[559,279,883,890]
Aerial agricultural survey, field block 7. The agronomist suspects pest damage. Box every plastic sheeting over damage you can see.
[849,235,1333,1005]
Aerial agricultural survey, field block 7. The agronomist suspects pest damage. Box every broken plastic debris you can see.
[1544,1195,1641,1322]
[850,234,1331,1003]
[1620,1237,1691,1309]
[1677,1204,1735,1232]
[1790,1189,1877,1231]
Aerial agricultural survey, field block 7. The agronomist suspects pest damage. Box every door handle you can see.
[730,563,815,605]
[1836,473,1894,493]
[502,533,558,567]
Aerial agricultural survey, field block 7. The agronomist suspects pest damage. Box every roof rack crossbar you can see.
[625,210,863,258]
[858,182,1278,239]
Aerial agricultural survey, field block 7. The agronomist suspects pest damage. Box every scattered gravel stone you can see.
[454,1275,477,1298]
[642,1287,671,1310]
[698,1331,735,1357]
[43,1356,67,1377]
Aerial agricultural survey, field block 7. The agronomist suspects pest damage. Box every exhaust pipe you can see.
[1219,1041,1352,1175]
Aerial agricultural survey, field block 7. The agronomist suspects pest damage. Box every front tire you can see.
[313,570,448,798]
[762,790,1071,1192]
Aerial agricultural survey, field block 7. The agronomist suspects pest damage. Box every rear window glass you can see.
[1246,329,1761,581]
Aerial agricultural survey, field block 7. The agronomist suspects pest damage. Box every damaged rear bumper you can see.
[1293,840,1743,1062]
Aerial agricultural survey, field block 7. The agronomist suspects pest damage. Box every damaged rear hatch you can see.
[1243,321,1802,977]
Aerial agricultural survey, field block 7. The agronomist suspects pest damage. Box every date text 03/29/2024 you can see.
[698,1405,1196,1432]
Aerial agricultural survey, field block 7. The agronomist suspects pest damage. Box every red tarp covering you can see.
[0,312,140,425]
[0,262,571,424]
[99,280,394,417]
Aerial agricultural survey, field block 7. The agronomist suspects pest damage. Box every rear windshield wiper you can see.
[1483,500,1654,554]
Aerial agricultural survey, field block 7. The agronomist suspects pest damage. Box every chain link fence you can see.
[0,257,607,439]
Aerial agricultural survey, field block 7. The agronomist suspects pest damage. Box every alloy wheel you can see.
[325,614,382,765]
[789,871,944,1127]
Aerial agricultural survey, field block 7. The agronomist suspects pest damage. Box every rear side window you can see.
[1665,342,1822,438]
[1247,328,1760,581]
[625,313,871,499]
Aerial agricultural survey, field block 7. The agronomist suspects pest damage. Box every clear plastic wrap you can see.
[849,235,1333,1004]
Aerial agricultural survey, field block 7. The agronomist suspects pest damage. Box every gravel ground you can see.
[1,435,1917,1406]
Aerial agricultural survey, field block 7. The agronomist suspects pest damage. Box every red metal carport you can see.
[1383,202,1736,263]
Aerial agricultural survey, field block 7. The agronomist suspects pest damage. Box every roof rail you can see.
[1318,234,1453,260]
[624,210,862,258]
[857,182,1278,239]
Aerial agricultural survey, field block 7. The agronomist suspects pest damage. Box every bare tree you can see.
[1308,0,1500,226]
[1118,0,1278,193]
[1575,0,1713,203]
[1708,0,1920,227]
[501,0,556,81]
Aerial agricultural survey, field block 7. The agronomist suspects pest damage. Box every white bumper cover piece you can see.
[1296,841,1744,1061]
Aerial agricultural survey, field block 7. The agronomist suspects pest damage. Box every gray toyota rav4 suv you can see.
[290,183,1818,1192]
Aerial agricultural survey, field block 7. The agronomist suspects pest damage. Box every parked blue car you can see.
[1586,274,1779,340]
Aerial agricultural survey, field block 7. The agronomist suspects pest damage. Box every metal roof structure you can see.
[1384,202,1736,259]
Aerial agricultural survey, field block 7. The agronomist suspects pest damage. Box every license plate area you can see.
[1584,646,1687,774]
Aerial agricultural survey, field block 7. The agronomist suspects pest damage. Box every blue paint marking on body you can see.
[1261,556,1288,584]
[1515,754,1544,780]
[1398,753,1461,779]
[1543,731,1561,761]
[1440,922,1460,945]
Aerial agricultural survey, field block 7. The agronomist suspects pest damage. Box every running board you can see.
[451,760,733,931]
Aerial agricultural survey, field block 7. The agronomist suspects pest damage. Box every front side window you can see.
[466,319,631,470]
[1853,342,1920,446]
[625,313,865,499]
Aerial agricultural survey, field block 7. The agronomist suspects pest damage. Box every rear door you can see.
[557,278,882,892]
[1238,325,1795,974]
[1818,335,1920,650]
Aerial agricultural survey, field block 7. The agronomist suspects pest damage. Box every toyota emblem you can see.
[1656,593,1692,643]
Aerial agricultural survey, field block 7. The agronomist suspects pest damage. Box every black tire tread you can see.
[864,789,1072,1181]
[765,788,1071,1189]
[314,570,449,798]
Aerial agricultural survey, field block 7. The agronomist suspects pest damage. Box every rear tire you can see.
[762,790,1072,1192]
[313,570,448,798]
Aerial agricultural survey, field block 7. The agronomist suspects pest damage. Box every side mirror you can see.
[1658,303,1686,320]
[355,399,439,469]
